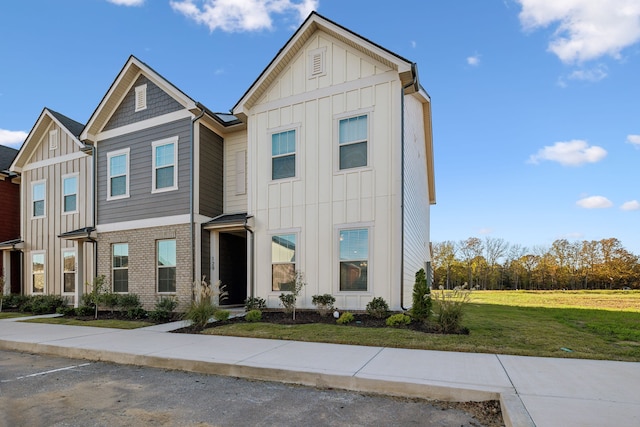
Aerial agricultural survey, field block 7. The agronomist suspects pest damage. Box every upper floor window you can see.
[32,181,46,218]
[152,137,178,192]
[272,233,297,291]
[62,174,78,213]
[135,84,147,112]
[339,228,369,291]
[339,115,368,170]
[107,148,129,200]
[271,130,296,180]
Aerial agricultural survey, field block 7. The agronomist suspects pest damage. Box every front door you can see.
[218,232,247,305]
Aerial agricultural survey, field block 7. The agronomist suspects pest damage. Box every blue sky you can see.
[1,0,639,253]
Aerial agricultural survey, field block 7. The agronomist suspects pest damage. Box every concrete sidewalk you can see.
[1,316,639,427]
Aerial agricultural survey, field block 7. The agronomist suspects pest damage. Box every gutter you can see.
[400,63,419,311]
[190,107,206,290]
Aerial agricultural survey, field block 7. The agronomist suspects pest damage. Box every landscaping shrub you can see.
[75,305,94,316]
[386,313,412,327]
[117,293,146,319]
[366,297,389,319]
[148,297,178,322]
[336,312,354,325]
[311,294,336,316]
[1,294,28,310]
[410,268,432,322]
[245,309,262,322]
[184,299,216,329]
[22,295,66,315]
[213,309,230,321]
[244,296,266,311]
[56,305,76,316]
[434,289,470,333]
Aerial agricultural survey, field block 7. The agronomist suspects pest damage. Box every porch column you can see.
[2,250,9,296]
[75,242,84,308]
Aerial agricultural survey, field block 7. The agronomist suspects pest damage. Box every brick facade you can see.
[97,223,194,310]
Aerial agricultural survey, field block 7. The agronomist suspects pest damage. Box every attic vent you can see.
[49,129,59,150]
[308,47,326,78]
[135,84,147,112]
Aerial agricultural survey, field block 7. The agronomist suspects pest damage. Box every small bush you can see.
[336,312,354,325]
[183,299,216,329]
[117,294,146,319]
[214,309,230,321]
[24,295,66,315]
[75,305,94,316]
[245,309,262,322]
[2,294,29,310]
[279,271,306,320]
[244,296,266,311]
[102,292,119,314]
[411,268,432,323]
[149,297,179,322]
[386,313,412,327]
[311,294,336,316]
[434,289,470,333]
[366,297,389,319]
[56,305,76,316]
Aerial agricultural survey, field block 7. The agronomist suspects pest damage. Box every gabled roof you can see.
[11,108,86,173]
[233,11,416,117]
[80,55,201,143]
[0,145,18,172]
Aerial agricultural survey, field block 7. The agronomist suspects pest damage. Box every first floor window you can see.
[32,252,45,293]
[271,130,296,180]
[63,175,78,213]
[339,115,368,170]
[272,234,296,291]
[32,181,46,218]
[157,239,176,293]
[63,250,76,293]
[339,228,368,291]
[112,243,129,293]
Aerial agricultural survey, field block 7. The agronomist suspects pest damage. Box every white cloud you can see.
[0,129,27,149]
[170,0,318,32]
[410,40,417,48]
[478,228,493,235]
[517,0,640,63]
[621,200,640,211]
[528,140,607,166]
[107,0,144,5]
[576,196,613,209]
[568,64,608,81]
[627,134,640,147]
[467,54,481,66]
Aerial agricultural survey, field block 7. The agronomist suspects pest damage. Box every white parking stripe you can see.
[1,363,91,382]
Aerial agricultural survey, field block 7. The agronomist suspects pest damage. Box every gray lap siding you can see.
[97,118,191,224]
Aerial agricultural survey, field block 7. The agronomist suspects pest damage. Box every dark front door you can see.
[218,232,247,305]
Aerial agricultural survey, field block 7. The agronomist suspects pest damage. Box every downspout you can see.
[190,107,206,290]
[400,63,419,311]
[243,217,254,299]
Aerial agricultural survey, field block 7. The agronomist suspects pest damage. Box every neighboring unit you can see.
[0,145,21,295]
[9,109,95,306]
[233,12,435,310]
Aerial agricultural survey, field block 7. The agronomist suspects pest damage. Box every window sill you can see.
[107,195,130,201]
[151,186,178,194]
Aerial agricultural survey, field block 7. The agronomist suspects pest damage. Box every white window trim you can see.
[31,250,46,295]
[62,173,79,215]
[334,108,374,174]
[107,148,130,201]
[269,125,301,182]
[335,223,373,294]
[62,248,77,295]
[112,243,129,294]
[135,84,147,112]
[31,179,46,219]
[151,136,179,193]
[157,239,177,294]
[269,228,301,293]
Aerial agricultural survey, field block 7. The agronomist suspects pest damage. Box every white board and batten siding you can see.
[248,30,406,310]
[21,120,94,301]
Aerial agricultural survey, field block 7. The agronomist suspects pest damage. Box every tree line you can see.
[431,237,640,290]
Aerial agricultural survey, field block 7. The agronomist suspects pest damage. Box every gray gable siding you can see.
[104,75,183,131]
[98,118,191,224]
[198,124,224,218]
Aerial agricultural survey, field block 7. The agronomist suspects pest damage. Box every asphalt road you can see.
[0,350,493,427]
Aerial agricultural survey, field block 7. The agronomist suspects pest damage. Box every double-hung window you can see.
[62,174,78,213]
[339,228,369,291]
[32,181,46,218]
[112,243,129,293]
[339,115,368,170]
[271,130,296,180]
[32,252,45,293]
[157,239,176,293]
[107,149,129,200]
[152,137,178,192]
[272,233,296,291]
[63,250,76,293]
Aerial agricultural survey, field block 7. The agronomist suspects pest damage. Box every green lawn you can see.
[22,317,153,329]
[204,290,640,362]
[0,312,30,320]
